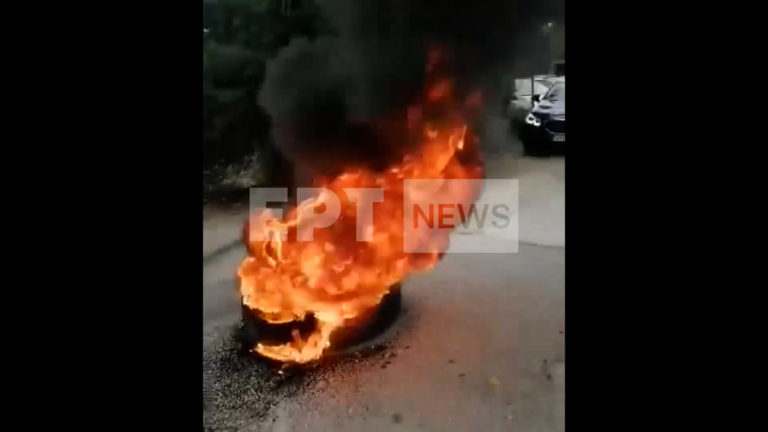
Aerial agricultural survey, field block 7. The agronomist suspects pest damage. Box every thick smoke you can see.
[259,0,564,182]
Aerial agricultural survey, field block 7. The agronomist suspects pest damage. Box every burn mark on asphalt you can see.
[204,324,406,431]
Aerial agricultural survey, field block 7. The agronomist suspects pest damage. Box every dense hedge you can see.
[203,0,328,177]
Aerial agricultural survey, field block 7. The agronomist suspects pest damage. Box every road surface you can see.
[203,119,565,432]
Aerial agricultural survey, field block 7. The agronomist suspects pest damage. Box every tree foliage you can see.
[203,0,327,172]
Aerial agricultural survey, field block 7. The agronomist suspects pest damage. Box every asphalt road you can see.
[203,118,565,432]
[204,243,563,432]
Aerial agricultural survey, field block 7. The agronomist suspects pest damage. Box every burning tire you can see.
[237,49,483,364]
[238,284,402,361]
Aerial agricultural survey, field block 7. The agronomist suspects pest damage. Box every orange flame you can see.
[238,60,483,364]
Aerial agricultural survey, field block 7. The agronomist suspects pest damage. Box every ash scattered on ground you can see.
[203,324,402,431]
[203,326,306,431]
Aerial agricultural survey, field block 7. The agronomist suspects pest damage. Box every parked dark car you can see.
[519,79,565,155]
[507,75,557,131]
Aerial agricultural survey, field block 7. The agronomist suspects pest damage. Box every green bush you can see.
[204,42,264,89]
[203,0,328,186]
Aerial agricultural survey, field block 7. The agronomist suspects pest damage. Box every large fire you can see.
[238,53,483,363]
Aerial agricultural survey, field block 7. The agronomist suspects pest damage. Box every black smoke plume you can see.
[258,0,564,182]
